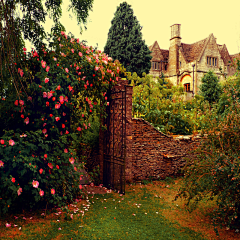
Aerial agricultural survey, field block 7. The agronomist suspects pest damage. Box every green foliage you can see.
[175,101,240,235]
[0,0,94,99]
[199,70,222,105]
[103,1,152,77]
[217,74,240,117]
[0,31,124,215]
[130,72,194,135]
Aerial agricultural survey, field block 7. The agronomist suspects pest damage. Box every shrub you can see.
[0,31,124,215]
[175,102,240,235]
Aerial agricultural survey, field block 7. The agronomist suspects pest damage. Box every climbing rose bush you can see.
[0,31,125,214]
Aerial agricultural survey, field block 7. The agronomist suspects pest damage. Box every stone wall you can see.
[130,118,201,181]
[98,79,202,184]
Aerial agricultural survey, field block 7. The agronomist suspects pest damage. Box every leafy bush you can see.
[199,70,222,105]
[0,31,125,215]
[175,102,240,235]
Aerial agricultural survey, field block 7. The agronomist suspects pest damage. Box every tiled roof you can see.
[218,44,232,65]
[230,53,240,62]
[180,38,207,63]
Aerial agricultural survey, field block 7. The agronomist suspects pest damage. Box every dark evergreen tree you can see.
[199,70,222,105]
[104,2,152,78]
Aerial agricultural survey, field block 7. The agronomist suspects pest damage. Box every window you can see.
[152,62,154,69]
[207,56,217,67]
[184,83,190,92]
[165,64,167,71]
[155,62,157,70]
[180,61,181,68]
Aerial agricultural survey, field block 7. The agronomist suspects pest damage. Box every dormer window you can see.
[207,57,217,66]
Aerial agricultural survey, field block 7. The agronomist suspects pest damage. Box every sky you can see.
[25,0,240,55]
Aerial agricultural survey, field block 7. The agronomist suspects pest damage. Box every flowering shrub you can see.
[0,31,125,214]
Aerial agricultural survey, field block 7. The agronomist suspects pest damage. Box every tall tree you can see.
[104,1,152,78]
[199,70,222,105]
[0,0,94,97]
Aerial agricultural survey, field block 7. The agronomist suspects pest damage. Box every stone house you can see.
[148,24,240,100]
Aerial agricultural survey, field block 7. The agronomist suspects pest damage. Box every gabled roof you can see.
[149,41,169,62]
[218,44,232,65]
[149,41,164,62]
[180,38,207,63]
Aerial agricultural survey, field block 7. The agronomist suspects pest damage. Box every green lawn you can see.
[0,178,210,240]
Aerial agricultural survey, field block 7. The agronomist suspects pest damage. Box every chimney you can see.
[168,24,181,82]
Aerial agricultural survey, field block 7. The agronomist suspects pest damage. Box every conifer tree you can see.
[199,70,222,105]
[104,2,152,77]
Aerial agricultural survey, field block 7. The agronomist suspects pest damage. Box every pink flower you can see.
[62,124,65,128]
[6,223,11,228]
[24,117,29,125]
[43,92,47,98]
[19,69,24,77]
[17,187,22,196]
[79,185,82,190]
[77,127,81,131]
[107,102,109,106]
[64,96,68,102]
[82,114,84,118]
[65,130,69,134]
[55,117,60,121]
[19,100,24,106]
[64,149,68,153]
[48,163,53,169]
[32,180,39,188]
[63,112,66,116]
[47,92,53,99]
[39,189,44,197]
[41,60,46,68]
[79,52,83,57]
[23,47,27,51]
[71,49,74,53]
[9,139,15,146]
[44,154,47,158]
[46,102,49,107]
[11,177,15,183]
[59,96,64,104]
[14,100,18,106]
[56,85,61,90]
[53,57,57,61]
[69,157,74,164]
[45,78,49,83]
[32,51,39,58]
[56,165,59,169]
[42,129,47,134]
[95,66,99,71]
[68,85,73,92]
[51,189,55,195]
[65,68,69,73]
[39,169,43,174]
[0,139,4,144]
[55,103,60,109]
[27,96,32,101]
[46,66,50,72]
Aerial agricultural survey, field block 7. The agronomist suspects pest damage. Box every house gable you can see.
[150,41,163,62]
